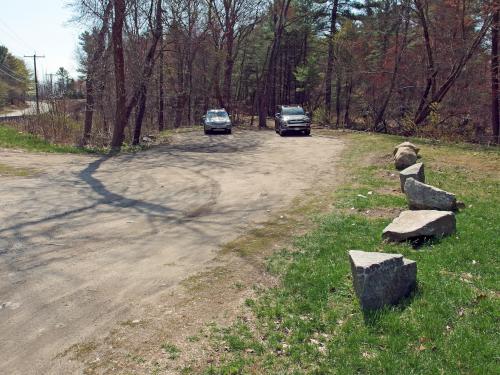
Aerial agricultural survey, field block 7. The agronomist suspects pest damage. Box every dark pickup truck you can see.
[274,105,311,136]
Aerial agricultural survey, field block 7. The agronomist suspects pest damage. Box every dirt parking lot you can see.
[0,129,343,374]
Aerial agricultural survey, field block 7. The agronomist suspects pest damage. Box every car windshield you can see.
[282,107,305,116]
[207,111,228,120]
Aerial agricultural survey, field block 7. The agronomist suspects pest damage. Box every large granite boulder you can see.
[394,147,417,170]
[349,250,417,311]
[382,210,456,242]
[404,178,457,210]
[393,141,420,156]
[399,163,425,192]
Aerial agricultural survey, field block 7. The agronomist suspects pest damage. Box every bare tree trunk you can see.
[258,0,291,128]
[132,91,147,145]
[344,77,352,127]
[335,73,341,128]
[223,27,234,112]
[235,45,248,102]
[130,0,163,143]
[415,0,436,99]
[302,32,309,105]
[373,6,409,131]
[210,56,224,108]
[81,1,113,147]
[158,29,165,131]
[270,52,277,112]
[324,0,339,119]
[110,0,127,151]
[492,8,499,144]
[82,78,95,145]
[414,14,493,125]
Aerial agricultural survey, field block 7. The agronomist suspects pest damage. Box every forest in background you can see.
[3,0,500,149]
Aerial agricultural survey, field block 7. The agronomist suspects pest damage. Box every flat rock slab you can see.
[382,210,456,242]
[400,163,425,192]
[349,250,417,310]
[405,178,457,210]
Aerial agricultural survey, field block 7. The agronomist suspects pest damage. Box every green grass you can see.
[204,132,500,374]
[161,342,181,360]
[0,125,101,153]
[0,162,36,177]
[0,124,151,154]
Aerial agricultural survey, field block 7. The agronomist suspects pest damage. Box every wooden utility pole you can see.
[24,53,45,114]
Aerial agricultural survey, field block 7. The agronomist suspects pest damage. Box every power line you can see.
[0,62,26,81]
[0,67,25,83]
[0,17,36,52]
[0,66,26,83]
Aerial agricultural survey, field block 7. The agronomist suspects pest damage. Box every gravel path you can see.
[0,129,343,374]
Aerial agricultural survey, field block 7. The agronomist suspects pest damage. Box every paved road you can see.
[0,130,343,374]
[0,101,50,119]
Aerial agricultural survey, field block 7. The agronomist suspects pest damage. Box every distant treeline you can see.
[45,1,498,148]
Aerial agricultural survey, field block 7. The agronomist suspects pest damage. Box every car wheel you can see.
[279,127,286,137]
[204,127,209,135]
[304,129,311,136]
[227,129,232,134]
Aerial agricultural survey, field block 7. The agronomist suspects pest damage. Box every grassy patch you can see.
[0,162,37,177]
[0,124,151,154]
[205,132,500,374]
[161,342,181,360]
[221,191,335,261]
[0,125,100,153]
[59,342,98,361]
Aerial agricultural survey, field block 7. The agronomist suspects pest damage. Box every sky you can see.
[0,0,82,80]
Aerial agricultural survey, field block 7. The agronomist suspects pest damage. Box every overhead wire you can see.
[0,17,36,52]
[0,62,27,80]
[0,65,27,83]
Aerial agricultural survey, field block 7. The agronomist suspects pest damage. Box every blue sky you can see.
[0,1,82,79]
